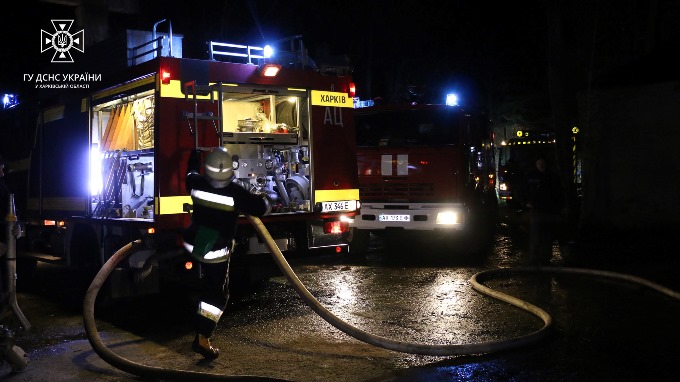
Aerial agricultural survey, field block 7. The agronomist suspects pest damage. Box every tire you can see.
[292,224,310,258]
[347,228,370,259]
[72,224,102,281]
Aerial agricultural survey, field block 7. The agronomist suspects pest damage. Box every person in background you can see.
[525,155,564,266]
[183,147,271,359]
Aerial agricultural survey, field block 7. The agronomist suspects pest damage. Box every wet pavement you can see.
[2,208,680,381]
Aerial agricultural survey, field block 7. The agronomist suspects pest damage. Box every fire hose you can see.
[83,216,680,380]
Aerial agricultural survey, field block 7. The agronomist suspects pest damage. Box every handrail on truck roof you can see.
[128,19,173,66]
[209,41,269,64]
[209,35,313,68]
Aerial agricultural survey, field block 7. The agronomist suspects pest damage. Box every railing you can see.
[128,36,164,66]
[128,19,173,66]
[208,36,312,68]
[208,41,269,64]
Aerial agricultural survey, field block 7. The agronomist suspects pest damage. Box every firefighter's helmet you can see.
[204,147,234,182]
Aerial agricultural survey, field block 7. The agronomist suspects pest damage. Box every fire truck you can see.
[348,101,497,257]
[2,26,359,298]
[496,129,557,209]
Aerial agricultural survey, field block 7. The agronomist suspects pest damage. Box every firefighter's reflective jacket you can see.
[183,150,269,263]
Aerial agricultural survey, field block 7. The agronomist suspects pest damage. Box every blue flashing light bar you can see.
[445,93,458,106]
[263,45,273,58]
[2,94,19,109]
[353,98,374,109]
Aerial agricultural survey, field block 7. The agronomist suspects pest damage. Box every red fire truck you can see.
[2,26,359,298]
[348,101,497,257]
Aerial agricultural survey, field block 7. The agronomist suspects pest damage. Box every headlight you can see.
[436,211,460,225]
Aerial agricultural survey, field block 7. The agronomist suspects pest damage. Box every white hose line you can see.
[249,216,554,356]
[250,216,680,356]
[471,266,680,301]
[83,240,290,381]
[84,217,680,382]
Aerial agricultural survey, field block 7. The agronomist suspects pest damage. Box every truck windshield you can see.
[355,109,460,147]
[499,141,557,175]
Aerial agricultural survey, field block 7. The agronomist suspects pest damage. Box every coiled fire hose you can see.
[83,216,680,380]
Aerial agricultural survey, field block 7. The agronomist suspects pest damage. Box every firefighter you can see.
[183,147,271,359]
[525,156,563,266]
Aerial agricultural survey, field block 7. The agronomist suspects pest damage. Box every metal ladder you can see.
[182,81,223,149]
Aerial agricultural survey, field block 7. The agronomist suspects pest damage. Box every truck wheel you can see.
[71,224,102,281]
[292,225,310,257]
[348,228,370,259]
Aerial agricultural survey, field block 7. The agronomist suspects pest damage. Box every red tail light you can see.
[348,82,356,98]
[323,220,349,234]
[161,70,171,85]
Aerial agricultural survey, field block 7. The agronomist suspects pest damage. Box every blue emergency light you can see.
[2,94,18,109]
[353,98,374,109]
[263,45,273,58]
[445,93,458,106]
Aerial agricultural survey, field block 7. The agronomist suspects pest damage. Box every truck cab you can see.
[349,101,497,257]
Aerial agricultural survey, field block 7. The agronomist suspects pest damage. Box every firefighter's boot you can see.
[192,333,219,359]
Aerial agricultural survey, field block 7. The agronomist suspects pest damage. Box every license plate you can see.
[379,214,410,222]
[321,200,357,212]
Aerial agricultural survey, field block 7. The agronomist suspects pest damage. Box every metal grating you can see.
[360,182,435,199]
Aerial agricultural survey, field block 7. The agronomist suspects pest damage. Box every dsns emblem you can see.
[41,19,85,63]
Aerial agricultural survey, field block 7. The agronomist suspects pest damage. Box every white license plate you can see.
[321,200,357,212]
[379,214,410,222]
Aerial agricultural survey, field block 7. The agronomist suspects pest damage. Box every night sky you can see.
[3,0,680,128]
[2,0,680,238]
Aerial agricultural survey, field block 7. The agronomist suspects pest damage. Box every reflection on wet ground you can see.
[5,207,680,381]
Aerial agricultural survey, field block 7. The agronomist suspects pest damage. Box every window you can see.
[355,109,461,147]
